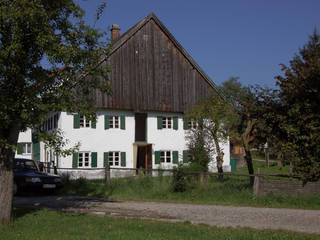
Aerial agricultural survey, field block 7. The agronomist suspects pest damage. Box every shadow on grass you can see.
[12,207,40,220]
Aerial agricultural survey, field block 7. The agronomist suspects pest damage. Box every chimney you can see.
[111,24,120,42]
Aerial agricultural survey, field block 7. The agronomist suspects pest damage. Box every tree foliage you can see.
[0,0,110,224]
[186,92,228,176]
[220,77,267,185]
[264,30,320,183]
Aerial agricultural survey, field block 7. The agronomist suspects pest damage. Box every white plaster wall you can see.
[58,110,135,169]
[147,112,186,170]
[15,128,32,159]
[37,110,231,178]
[148,112,230,172]
[207,138,231,172]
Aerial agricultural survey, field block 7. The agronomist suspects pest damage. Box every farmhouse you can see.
[17,13,230,178]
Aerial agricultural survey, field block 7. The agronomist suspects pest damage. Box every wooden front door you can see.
[137,145,152,172]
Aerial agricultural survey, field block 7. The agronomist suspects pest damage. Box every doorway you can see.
[136,145,152,173]
[135,113,147,142]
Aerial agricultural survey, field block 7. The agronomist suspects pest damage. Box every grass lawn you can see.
[59,171,320,209]
[236,160,291,176]
[1,208,319,240]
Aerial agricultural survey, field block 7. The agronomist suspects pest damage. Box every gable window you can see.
[17,143,32,155]
[80,115,91,128]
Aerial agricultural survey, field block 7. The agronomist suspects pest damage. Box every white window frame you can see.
[108,151,120,166]
[160,151,171,163]
[79,115,91,128]
[78,152,91,168]
[109,116,120,129]
[162,117,172,129]
[21,143,32,154]
[188,120,198,129]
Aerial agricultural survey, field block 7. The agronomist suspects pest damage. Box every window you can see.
[160,151,171,163]
[108,151,120,166]
[109,116,119,129]
[105,115,125,130]
[79,115,91,128]
[23,143,32,154]
[188,121,197,129]
[162,117,172,129]
[155,150,179,164]
[157,116,178,130]
[78,152,90,168]
[17,143,32,154]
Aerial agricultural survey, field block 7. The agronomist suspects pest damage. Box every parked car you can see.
[13,158,63,195]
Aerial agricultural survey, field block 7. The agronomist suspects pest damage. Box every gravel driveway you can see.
[13,195,320,234]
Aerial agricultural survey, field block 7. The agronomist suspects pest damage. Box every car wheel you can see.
[13,183,18,195]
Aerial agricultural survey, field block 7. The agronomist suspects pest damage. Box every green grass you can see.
[59,174,320,209]
[1,208,319,240]
[235,160,291,176]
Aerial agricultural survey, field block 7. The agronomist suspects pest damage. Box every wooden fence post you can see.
[253,168,260,196]
[105,164,111,186]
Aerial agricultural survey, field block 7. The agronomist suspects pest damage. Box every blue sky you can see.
[76,0,320,88]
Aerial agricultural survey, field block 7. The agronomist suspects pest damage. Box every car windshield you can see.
[14,160,38,171]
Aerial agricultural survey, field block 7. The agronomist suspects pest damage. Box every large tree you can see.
[220,77,265,186]
[0,0,110,224]
[264,31,320,183]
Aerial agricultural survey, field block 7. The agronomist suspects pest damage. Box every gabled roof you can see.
[109,13,219,93]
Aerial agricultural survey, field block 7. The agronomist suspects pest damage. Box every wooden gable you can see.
[94,13,220,113]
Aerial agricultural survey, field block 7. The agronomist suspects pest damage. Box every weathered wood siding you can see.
[96,19,216,113]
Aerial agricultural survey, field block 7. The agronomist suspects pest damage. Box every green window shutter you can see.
[173,117,178,130]
[17,143,23,154]
[72,153,78,168]
[157,116,163,129]
[91,118,96,129]
[73,114,80,129]
[183,118,189,130]
[155,151,160,164]
[32,132,38,143]
[183,150,189,163]
[32,142,40,161]
[173,151,179,164]
[104,152,109,167]
[104,115,110,129]
[120,116,125,130]
[121,152,126,167]
[91,152,97,167]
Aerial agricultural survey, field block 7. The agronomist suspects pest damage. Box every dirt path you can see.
[13,195,320,234]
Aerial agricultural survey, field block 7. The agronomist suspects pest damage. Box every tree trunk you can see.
[242,119,255,186]
[0,125,20,225]
[244,147,254,186]
[212,134,224,180]
[0,159,13,225]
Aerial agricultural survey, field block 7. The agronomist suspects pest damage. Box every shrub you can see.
[172,164,187,192]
